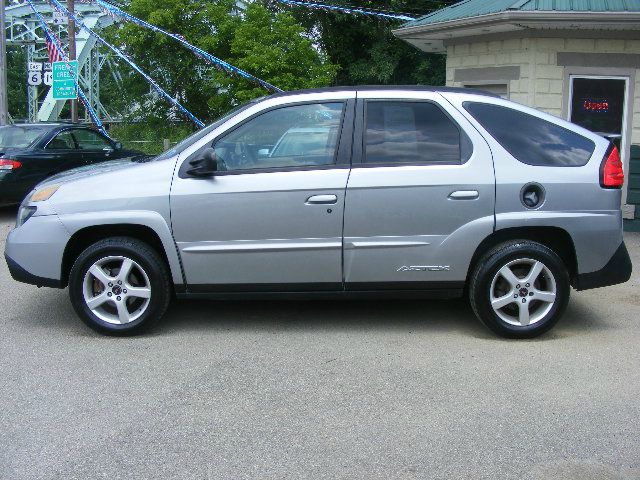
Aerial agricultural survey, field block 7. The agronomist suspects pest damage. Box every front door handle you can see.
[449,190,479,200]
[306,194,338,205]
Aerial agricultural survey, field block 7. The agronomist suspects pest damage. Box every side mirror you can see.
[186,148,218,177]
[114,141,123,150]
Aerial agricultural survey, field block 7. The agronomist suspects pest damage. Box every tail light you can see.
[600,144,624,189]
[0,159,22,171]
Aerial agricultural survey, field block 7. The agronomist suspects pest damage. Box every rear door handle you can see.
[449,190,479,200]
[306,194,338,205]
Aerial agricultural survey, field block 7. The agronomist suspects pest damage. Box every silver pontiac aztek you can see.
[4,87,633,338]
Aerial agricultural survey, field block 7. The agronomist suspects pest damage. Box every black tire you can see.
[68,237,171,335]
[469,240,570,339]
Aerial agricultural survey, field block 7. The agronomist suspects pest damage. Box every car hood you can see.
[37,158,143,189]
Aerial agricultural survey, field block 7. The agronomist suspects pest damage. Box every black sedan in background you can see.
[0,123,144,205]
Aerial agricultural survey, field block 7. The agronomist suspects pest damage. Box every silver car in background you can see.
[4,87,633,338]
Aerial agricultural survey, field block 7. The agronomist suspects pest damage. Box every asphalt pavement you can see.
[1,205,639,480]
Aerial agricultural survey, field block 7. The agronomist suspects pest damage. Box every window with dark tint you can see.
[365,101,472,165]
[464,102,595,167]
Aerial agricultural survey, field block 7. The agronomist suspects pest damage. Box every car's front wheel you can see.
[469,240,570,338]
[68,237,171,335]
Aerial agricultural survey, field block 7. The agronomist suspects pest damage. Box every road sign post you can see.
[52,60,79,100]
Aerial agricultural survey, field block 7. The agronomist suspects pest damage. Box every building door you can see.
[569,76,628,153]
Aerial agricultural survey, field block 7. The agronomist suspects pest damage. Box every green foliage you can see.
[4,0,447,133]
[6,46,28,120]
[101,0,338,125]
[214,3,337,105]
[99,0,447,143]
[269,0,447,86]
[109,122,194,154]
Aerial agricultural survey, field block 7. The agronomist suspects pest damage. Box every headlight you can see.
[31,184,60,202]
[16,205,37,227]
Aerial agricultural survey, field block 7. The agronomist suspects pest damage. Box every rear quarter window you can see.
[463,102,595,167]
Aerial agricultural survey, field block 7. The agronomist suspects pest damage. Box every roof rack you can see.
[269,85,499,98]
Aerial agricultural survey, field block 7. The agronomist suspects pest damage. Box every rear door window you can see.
[464,102,595,167]
[364,101,472,165]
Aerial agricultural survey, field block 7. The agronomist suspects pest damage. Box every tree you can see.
[266,0,448,86]
[102,0,337,126]
[6,46,27,120]
[211,3,337,109]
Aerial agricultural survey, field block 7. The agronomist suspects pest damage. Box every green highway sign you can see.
[52,61,79,100]
[52,61,78,81]
[53,79,78,100]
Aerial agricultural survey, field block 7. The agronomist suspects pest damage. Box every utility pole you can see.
[67,0,78,122]
[0,0,9,126]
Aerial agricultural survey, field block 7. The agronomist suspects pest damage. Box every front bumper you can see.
[575,242,633,291]
[4,214,70,288]
[5,253,62,288]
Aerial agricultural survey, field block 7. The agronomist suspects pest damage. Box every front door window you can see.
[214,102,344,171]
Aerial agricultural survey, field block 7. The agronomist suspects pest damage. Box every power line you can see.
[277,0,460,17]
[276,0,415,20]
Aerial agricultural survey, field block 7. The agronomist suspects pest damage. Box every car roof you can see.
[269,85,500,99]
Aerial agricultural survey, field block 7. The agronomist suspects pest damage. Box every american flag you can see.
[45,35,63,64]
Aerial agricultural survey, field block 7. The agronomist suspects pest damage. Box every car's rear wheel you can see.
[68,237,171,335]
[469,241,570,338]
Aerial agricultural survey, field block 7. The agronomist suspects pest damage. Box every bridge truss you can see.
[4,0,120,122]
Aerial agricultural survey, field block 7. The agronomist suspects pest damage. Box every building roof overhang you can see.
[393,11,640,53]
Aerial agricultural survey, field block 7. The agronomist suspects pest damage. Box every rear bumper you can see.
[5,254,62,288]
[575,241,632,291]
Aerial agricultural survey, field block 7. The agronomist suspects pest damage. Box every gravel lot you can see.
[1,206,639,480]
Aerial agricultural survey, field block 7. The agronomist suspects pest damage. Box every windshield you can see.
[0,125,48,149]
[154,99,264,161]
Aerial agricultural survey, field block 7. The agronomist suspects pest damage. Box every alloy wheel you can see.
[82,255,152,325]
[489,258,557,327]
